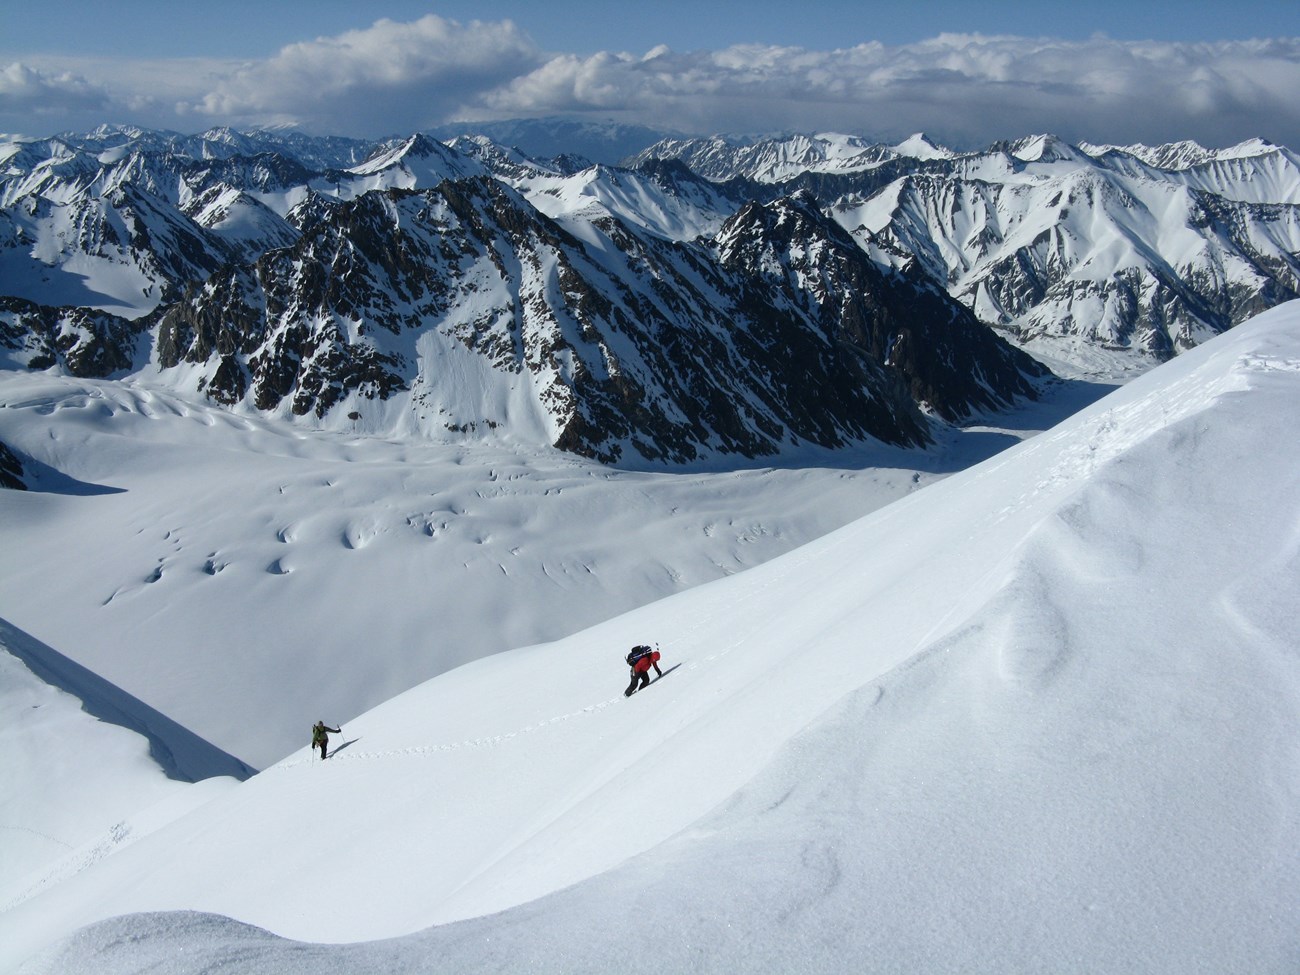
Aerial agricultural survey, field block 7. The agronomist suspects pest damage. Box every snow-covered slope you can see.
[1085,137,1300,204]
[834,141,1300,368]
[3,364,1044,768]
[5,302,1297,974]
[514,159,735,241]
[310,132,488,200]
[0,618,247,915]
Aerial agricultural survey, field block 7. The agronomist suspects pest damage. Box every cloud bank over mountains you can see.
[3,15,1298,148]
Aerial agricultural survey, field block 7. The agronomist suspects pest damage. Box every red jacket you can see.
[632,650,661,674]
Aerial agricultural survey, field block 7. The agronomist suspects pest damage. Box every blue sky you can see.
[4,1,1296,58]
[2,1,1298,147]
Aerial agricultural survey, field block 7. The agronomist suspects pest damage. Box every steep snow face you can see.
[180,185,299,261]
[4,303,1297,975]
[891,131,956,161]
[1086,142,1300,206]
[1172,146,1300,205]
[514,162,734,242]
[0,182,236,317]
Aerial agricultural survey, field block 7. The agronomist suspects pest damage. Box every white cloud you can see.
[2,22,1298,150]
[473,34,1300,149]
[183,15,545,135]
[0,63,110,116]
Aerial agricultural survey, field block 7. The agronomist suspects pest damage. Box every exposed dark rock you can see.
[0,296,140,376]
[715,194,1046,424]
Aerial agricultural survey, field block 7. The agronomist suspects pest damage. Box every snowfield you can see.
[2,303,1299,973]
[0,369,1042,770]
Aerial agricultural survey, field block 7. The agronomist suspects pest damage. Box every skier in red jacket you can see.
[624,645,662,696]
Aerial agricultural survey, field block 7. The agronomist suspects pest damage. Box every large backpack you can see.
[625,644,652,666]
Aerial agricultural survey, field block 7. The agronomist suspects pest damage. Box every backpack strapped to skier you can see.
[625,645,654,667]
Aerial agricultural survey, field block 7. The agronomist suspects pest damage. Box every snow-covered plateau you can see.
[1,286,1296,971]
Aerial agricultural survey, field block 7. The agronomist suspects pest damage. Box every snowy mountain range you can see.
[5,124,1298,465]
[1,125,1053,465]
[630,131,1300,368]
[2,297,1296,974]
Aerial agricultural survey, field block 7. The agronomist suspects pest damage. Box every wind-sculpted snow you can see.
[4,303,1297,974]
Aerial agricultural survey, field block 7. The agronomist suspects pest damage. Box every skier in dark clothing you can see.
[312,720,341,760]
[624,645,663,696]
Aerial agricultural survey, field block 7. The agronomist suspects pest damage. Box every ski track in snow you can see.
[271,649,737,771]
[0,822,133,915]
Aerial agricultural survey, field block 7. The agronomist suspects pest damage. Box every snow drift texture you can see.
[3,301,1297,973]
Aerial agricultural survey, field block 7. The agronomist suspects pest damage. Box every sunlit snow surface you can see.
[0,366,1088,771]
[3,303,1299,973]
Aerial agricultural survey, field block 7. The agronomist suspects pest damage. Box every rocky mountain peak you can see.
[6,124,1295,463]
